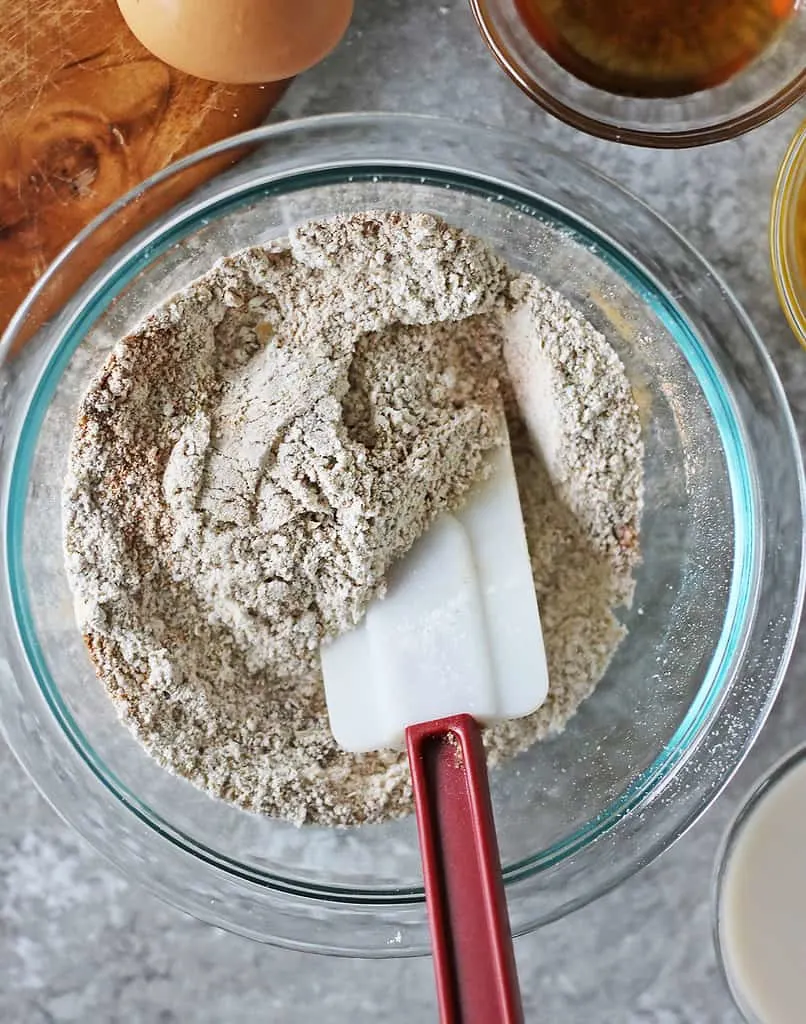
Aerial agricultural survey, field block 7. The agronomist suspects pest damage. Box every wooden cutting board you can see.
[0,0,289,342]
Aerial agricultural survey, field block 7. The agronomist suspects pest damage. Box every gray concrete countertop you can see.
[2,2,805,1021]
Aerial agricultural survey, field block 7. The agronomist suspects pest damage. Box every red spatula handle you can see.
[406,714,524,1024]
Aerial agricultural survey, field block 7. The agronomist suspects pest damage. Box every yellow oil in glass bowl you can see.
[797,177,806,285]
[771,120,806,348]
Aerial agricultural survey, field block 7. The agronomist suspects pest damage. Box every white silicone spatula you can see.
[321,427,549,1024]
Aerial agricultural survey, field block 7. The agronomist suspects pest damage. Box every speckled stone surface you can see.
[2,2,805,1021]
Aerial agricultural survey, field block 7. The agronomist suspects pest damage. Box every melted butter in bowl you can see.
[771,119,806,349]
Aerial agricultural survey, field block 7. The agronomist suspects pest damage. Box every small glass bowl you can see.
[0,114,804,954]
[771,119,806,348]
[471,0,806,147]
[714,744,806,1024]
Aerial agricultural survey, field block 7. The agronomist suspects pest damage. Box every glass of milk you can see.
[714,744,806,1024]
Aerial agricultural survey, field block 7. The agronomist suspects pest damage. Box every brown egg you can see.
[116,0,354,83]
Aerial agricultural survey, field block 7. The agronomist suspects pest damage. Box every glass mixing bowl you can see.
[0,114,803,955]
[471,0,806,147]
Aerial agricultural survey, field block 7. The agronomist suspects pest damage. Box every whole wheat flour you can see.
[63,211,643,826]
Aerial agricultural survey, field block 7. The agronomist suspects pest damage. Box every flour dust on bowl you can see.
[0,114,802,955]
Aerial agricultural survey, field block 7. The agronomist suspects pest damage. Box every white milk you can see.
[720,756,806,1024]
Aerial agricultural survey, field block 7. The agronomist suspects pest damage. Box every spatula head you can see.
[321,435,549,752]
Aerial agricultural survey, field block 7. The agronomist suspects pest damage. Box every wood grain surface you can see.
[0,0,289,341]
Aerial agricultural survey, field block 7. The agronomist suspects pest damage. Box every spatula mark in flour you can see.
[198,339,345,526]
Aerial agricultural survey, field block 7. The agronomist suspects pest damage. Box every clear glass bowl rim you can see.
[470,0,806,148]
[0,113,803,955]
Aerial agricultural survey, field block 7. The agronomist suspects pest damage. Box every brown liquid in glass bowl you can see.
[514,0,797,98]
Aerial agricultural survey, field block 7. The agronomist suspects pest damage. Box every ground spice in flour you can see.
[63,211,643,826]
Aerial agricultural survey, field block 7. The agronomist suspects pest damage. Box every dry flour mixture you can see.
[63,212,643,826]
